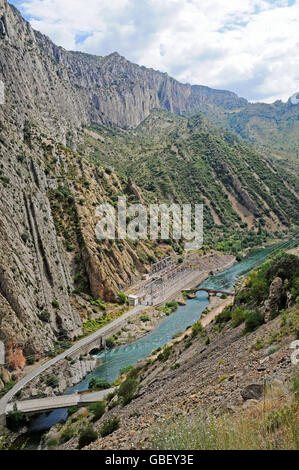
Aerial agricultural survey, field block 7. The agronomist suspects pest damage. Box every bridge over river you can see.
[5,388,115,416]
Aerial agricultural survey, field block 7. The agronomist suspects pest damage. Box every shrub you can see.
[140,314,150,322]
[78,427,98,449]
[157,345,172,362]
[67,406,78,416]
[191,321,203,337]
[105,337,116,348]
[46,375,59,388]
[215,306,232,324]
[119,365,134,375]
[26,355,36,365]
[88,378,111,390]
[244,310,263,333]
[6,405,28,431]
[118,377,138,406]
[52,299,59,309]
[21,232,30,243]
[231,306,246,328]
[38,310,51,322]
[46,438,58,450]
[88,401,106,421]
[118,292,127,305]
[60,427,76,443]
[100,417,120,437]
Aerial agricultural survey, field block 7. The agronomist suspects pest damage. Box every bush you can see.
[88,378,111,390]
[78,426,98,449]
[38,310,51,322]
[100,417,120,437]
[119,365,134,375]
[26,355,36,365]
[244,310,263,333]
[88,401,106,421]
[21,232,30,243]
[46,438,58,450]
[157,345,172,362]
[51,299,59,309]
[60,427,76,443]
[215,306,232,324]
[118,377,138,406]
[231,306,246,328]
[140,314,150,322]
[6,405,28,431]
[118,292,128,305]
[46,375,59,388]
[105,337,116,348]
[191,321,203,337]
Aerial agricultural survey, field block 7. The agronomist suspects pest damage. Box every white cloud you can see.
[12,0,299,102]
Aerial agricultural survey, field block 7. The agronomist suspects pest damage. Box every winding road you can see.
[0,305,144,417]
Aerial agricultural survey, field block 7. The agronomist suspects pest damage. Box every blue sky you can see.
[8,0,299,102]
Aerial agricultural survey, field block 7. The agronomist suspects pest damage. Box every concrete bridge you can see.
[185,287,234,296]
[5,388,115,416]
[0,304,144,425]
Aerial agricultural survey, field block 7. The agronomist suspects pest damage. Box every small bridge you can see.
[186,287,234,296]
[5,388,115,416]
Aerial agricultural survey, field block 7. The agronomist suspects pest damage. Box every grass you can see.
[147,371,299,450]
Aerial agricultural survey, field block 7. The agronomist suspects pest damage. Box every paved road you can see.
[0,257,235,418]
[0,305,144,415]
[5,388,115,414]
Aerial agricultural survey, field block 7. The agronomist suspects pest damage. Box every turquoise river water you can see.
[26,238,298,436]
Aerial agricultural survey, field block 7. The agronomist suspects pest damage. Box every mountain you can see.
[0,0,298,377]
[83,110,298,249]
[0,0,246,139]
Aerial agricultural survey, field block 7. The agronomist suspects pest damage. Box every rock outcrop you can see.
[264,277,284,322]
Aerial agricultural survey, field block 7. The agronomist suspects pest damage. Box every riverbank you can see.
[2,240,297,448]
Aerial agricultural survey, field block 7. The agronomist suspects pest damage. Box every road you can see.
[5,388,115,414]
[0,256,235,418]
[0,305,144,416]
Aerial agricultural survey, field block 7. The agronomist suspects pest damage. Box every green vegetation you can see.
[84,111,298,255]
[118,372,138,406]
[118,292,128,305]
[191,320,204,338]
[157,345,173,362]
[46,375,59,388]
[99,417,120,437]
[6,405,28,431]
[60,427,76,444]
[148,372,299,450]
[215,252,299,335]
[38,310,51,322]
[78,426,98,449]
[159,301,179,316]
[140,314,150,322]
[88,378,111,390]
[88,401,106,421]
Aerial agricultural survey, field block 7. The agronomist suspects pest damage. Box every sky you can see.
[8,0,299,103]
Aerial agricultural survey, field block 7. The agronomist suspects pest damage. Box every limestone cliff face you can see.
[0,115,159,373]
[0,0,246,141]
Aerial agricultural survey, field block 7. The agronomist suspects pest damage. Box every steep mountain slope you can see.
[82,110,298,251]
[0,0,298,379]
[198,98,299,171]
[0,112,163,373]
[0,0,246,139]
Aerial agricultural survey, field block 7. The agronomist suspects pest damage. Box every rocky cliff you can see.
[0,0,247,140]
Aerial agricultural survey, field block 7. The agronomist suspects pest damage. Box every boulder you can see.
[264,277,283,322]
[241,383,264,401]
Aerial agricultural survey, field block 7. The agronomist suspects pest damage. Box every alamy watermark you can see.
[0,80,4,105]
[95,197,203,251]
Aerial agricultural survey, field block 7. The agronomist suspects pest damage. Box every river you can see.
[13,239,297,447]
